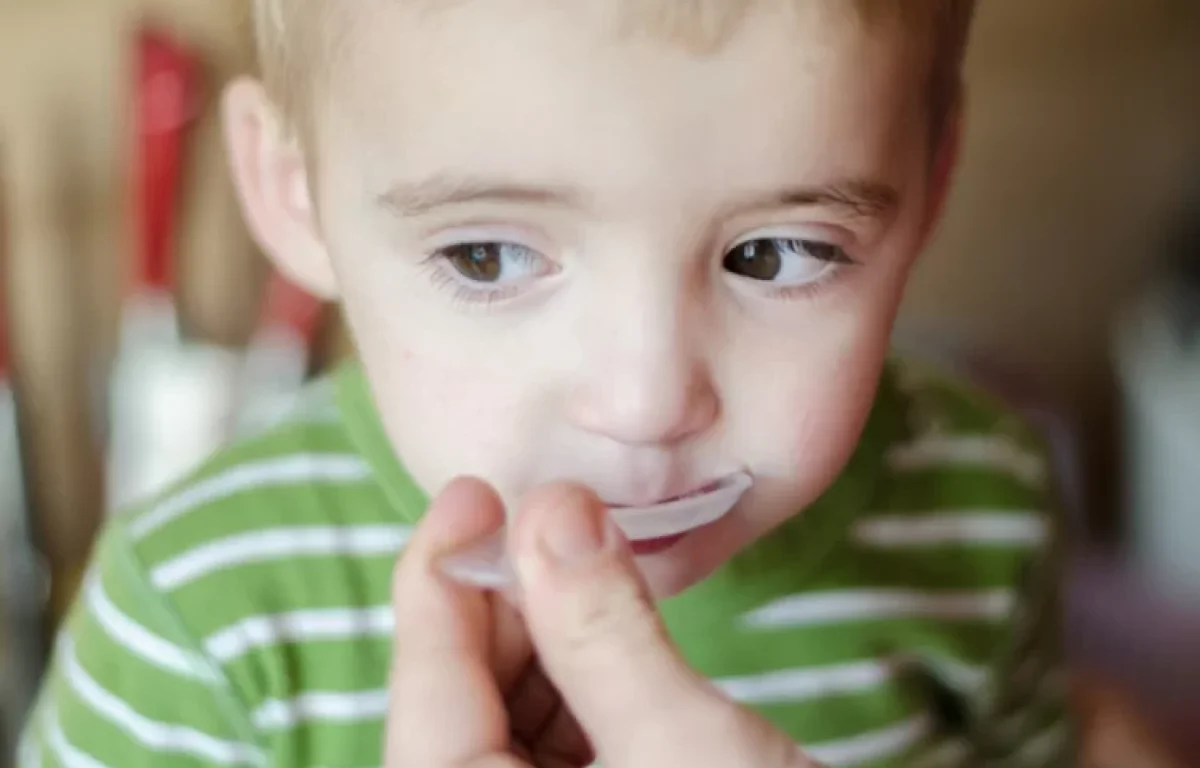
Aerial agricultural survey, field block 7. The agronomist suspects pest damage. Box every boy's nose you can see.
[566,311,719,448]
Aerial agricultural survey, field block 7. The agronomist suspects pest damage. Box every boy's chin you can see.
[635,540,724,600]
[635,516,755,599]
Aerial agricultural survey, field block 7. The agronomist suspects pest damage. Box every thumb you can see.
[511,484,805,767]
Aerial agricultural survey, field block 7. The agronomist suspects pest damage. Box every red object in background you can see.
[134,28,201,294]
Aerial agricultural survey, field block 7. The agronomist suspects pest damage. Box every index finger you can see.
[386,477,516,767]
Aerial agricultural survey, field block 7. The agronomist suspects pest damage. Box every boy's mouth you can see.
[602,472,752,544]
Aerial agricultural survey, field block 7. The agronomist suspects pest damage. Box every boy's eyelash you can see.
[758,261,853,302]
[420,253,522,308]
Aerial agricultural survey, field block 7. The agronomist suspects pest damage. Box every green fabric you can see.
[19,358,1077,768]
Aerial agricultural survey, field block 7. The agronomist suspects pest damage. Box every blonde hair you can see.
[254,0,975,133]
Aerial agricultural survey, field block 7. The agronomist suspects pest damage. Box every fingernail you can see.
[539,503,607,566]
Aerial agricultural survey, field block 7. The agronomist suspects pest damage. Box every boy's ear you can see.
[221,77,339,299]
[919,98,965,249]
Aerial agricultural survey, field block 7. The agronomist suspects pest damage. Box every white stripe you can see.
[45,708,113,768]
[130,454,372,539]
[854,513,1049,548]
[151,525,411,591]
[805,714,932,767]
[205,606,394,663]
[58,637,266,766]
[886,435,1045,487]
[714,655,988,707]
[742,589,1014,629]
[85,576,220,683]
[252,689,388,731]
[714,659,897,705]
[16,731,41,768]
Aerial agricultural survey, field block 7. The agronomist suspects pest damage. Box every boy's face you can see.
[227,1,958,596]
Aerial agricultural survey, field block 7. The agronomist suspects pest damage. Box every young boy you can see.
[21,1,1076,766]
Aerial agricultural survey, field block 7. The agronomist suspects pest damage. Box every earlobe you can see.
[220,77,340,299]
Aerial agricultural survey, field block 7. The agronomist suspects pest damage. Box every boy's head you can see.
[224,0,973,596]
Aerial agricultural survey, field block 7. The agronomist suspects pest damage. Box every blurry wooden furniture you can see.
[0,0,261,620]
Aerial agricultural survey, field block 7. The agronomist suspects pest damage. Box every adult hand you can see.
[386,477,823,768]
[386,478,588,767]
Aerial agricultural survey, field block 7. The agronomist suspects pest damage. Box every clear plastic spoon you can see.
[439,471,753,590]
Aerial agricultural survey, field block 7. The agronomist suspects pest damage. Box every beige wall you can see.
[0,0,259,611]
[904,0,1200,415]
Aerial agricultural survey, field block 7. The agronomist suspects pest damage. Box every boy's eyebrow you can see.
[746,180,901,219]
[377,175,587,217]
[377,174,900,219]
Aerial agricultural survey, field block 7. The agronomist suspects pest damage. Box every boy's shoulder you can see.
[848,354,1069,557]
[887,354,1050,445]
[101,371,402,662]
[121,375,379,553]
[881,354,1056,492]
[42,375,403,767]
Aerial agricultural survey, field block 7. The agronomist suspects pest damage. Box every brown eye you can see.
[723,238,849,284]
[444,243,506,282]
[440,241,552,284]
[723,240,783,280]
[431,240,557,305]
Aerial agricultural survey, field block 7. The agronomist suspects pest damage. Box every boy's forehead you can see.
[328,0,913,121]
[319,0,923,203]
[342,0,874,48]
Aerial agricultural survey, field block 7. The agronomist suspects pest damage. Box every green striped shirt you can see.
[19,358,1075,767]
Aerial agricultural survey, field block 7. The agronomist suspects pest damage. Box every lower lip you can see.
[629,533,687,556]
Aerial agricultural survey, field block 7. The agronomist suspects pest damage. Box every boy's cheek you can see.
[722,315,889,475]
[738,376,874,485]
[363,350,556,498]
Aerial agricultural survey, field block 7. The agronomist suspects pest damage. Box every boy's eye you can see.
[440,242,545,283]
[722,238,849,285]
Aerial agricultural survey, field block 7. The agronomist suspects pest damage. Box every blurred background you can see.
[1,0,1198,766]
